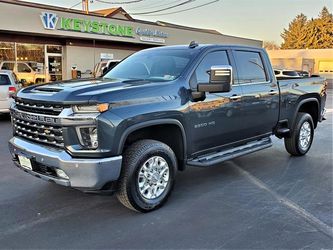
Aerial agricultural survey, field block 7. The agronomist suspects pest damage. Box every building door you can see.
[46,54,62,82]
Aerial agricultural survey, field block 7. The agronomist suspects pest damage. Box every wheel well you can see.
[298,101,319,128]
[123,124,186,171]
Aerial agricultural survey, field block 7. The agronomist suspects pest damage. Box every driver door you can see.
[186,50,244,156]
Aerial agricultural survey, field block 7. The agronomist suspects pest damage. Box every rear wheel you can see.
[284,112,314,156]
[116,140,177,212]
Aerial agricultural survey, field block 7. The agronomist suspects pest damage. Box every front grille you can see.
[14,99,65,116]
[12,117,64,148]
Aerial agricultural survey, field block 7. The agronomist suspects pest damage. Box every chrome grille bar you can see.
[12,117,64,148]
[15,99,64,115]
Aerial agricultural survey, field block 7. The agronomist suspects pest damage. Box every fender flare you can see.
[291,97,319,129]
[117,118,187,160]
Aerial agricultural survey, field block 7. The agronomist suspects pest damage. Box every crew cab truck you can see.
[8,44,327,212]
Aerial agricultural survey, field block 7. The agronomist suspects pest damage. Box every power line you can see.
[95,0,144,4]
[134,0,219,16]
[133,0,183,10]
[67,1,82,9]
[129,0,196,15]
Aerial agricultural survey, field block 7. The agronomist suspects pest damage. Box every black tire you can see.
[116,139,177,213]
[284,112,314,156]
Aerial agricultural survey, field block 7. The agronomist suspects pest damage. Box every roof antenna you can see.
[189,41,199,48]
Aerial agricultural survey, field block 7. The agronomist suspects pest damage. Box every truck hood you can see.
[16,78,172,104]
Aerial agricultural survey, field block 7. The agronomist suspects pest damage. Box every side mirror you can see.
[197,65,232,93]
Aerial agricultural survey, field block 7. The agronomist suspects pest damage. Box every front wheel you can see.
[116,140,177,212]
[284,112,314,156]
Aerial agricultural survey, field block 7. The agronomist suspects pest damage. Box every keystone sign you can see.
[40,12,168,43]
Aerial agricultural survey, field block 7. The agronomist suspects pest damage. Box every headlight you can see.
[73,104,109,113]
[77,126,98,149]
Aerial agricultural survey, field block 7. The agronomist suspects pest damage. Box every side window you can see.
[194,51,230,85]
[17,63,32,73]
[0,75,10,85]
[1,62,14,70]
[234,51,267,84]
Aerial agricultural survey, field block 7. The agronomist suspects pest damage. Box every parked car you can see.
[0,70,19,114]
[93,59,121,78]
[296,70,310,78]
[9,44,327,212]
[0,61,47,85]
[274,69,301,79]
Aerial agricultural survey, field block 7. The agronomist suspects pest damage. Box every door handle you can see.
[230,94,242,100]
[269,90,278,95]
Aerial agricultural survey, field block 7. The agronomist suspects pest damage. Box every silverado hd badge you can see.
[12,110,59,124]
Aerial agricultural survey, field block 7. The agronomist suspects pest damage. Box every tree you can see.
[281,13,308,49]
[263,41,280,50]
[280,7,333,49]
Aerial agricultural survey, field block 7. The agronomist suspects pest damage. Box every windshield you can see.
[104,49,197,82]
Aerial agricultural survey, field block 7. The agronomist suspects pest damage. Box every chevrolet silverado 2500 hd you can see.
[9,43,327,212]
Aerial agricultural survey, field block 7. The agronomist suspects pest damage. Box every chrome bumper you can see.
[8,137,122,190]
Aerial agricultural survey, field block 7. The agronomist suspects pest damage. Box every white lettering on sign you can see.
[139,37,165,44]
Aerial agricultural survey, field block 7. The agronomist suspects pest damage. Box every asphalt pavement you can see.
[0,91,332,249]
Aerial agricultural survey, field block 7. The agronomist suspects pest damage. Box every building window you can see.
[0,42,15,61]
[47,45,62,54]
[0,42,63,84]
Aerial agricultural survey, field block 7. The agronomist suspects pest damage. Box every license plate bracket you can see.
[18,155,33,171]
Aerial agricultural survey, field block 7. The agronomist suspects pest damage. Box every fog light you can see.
[78,127,98,149]
[55,169,69,180]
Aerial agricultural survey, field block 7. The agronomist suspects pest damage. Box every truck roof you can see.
[143,44,263,52]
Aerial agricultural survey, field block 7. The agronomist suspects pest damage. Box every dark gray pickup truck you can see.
[9,43,327,212]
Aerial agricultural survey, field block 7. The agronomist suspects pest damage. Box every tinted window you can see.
[194,51,230,84]
[0,75,10,85]
[105,49,198,82]
[1,62,14,70]
[17,63,31,73]
[282,71,299,76]
[234,51,267,84]
[274,70,280,75]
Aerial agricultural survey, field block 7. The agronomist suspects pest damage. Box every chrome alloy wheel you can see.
[137,156,170,200]
[299,121,312,150]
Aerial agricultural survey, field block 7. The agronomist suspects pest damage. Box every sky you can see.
[20,0,332,44]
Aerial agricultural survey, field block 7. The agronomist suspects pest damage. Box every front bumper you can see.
[8,137,122,190]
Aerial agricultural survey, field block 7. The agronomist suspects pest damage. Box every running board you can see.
[187,137,272,167]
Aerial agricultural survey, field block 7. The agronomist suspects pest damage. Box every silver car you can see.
[0,70,19,114]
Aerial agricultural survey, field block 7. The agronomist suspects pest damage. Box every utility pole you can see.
[82,0,89,14]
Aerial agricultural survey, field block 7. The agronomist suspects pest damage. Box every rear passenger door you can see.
[232,50,279,138]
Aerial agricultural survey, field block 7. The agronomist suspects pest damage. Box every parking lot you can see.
[0,90,332,249]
